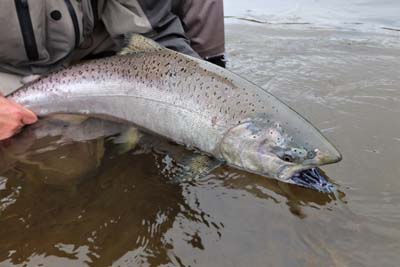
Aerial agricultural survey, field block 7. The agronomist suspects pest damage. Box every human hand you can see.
[0,94,37,140]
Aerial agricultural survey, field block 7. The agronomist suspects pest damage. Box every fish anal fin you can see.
[119,34,163,55]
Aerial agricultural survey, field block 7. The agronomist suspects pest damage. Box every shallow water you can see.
[1,24,400,267]
[224,0,400,33]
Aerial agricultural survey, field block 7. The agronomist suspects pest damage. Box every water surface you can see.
[1,23,400,267]
[225,0,400,32]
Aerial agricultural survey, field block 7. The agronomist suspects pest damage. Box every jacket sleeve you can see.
[173,0,225,59]
[101,0,199,57]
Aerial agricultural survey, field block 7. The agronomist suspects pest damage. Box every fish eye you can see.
[282,155,294,162]
[307,150,316,159]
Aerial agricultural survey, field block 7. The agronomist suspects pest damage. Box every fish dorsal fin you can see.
[119,34,163,55]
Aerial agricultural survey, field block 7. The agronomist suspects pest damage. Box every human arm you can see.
[0,93,37,140]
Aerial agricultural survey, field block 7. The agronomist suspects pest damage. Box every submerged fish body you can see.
[9,35,341,191]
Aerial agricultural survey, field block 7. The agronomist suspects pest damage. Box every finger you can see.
[20,108,38,124]
[4,98,38,124]
[14,123,23,134]
[10,120,24,133]
[0,132,13,141]
[0,126,20,140]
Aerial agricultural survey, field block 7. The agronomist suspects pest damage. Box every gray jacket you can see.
[0,0,221,75]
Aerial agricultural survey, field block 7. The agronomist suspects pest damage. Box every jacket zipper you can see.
[14,0,39,61]
[64,0,80,48]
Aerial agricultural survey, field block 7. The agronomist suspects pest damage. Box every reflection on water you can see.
[0,116,342,267]
[0,125,208,266]
[217,168,346,218]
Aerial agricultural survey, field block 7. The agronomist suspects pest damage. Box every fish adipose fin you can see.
[119,34,163,55]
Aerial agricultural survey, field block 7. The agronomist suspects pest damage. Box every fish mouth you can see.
[290,167,336,193]
[319,148,342,165]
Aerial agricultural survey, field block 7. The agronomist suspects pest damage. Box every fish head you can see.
[220,116,341,192]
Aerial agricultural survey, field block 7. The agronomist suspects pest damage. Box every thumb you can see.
[20,107,38,124]
[7,98,38,124]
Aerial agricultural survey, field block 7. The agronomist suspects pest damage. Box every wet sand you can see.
[1,23,400,266]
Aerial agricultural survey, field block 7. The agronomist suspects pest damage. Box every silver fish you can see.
[9,35,342,191]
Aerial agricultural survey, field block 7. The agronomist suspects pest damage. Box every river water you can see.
[224,0,400,32]
[1,3,400,267]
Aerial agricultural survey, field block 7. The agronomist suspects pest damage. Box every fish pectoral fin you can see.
[119,34,163,56]
[112,127,141,154]
[160,153,222,183]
